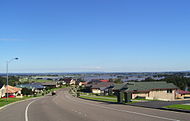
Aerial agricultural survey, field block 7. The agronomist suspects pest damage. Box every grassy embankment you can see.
[79,95,117,102]
[164,104,190,110]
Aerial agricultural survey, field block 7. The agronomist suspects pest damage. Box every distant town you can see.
[1,71,190,100]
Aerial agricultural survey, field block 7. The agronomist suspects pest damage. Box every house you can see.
[0,84,6,98]
[62,78,77,85]
[176,90,190,99]
[100,80,109,82]
[41,82,58,88]
[113,81,178,101]
[88,79,102,84]
[5,85,22,97]
[57,79,66,85]
[89,79,109,84]
[70,79,77,85]
[17,83,46,92]
[79,81,88,86]
[63,78,72,85]
[91,82,114,95]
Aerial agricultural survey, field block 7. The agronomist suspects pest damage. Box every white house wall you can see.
[0,85,6,97]
[132,89,176,101]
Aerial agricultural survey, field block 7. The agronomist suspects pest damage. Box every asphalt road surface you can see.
[0,88,190,121]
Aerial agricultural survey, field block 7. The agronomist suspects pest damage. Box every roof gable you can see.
[91,82,114,89]
[125,81,178,92]
[6,85,22,93]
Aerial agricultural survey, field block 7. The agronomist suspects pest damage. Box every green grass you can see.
[0,96,32,107]
[49,86,67,92]
[79,95,138,104]
[164,104,190,110]
[131,98,159,101]
[100,95,117,98]
[20,78,53,83]
[79,95,117,102]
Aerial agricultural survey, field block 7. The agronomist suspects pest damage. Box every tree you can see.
[114,78,123,84]
[21,88,33,95]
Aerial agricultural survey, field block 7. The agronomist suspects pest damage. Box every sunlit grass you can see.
[79,95,117,102]
[0,97,31,107]
[164,104,190,110]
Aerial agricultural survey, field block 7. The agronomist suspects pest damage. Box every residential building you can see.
[5,85,22,97]
[63,78,72,85]
[70,79,77,85]
[176,90,190,99]
[79,81,87,86]
[91,82,114,95]
[0,84,6,98]
[17,83,46,92]
[114,82,178,101]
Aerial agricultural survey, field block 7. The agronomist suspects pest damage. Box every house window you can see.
[167,89,172,93]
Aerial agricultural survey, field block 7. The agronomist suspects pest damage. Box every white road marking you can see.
[25,99,38,121]
[0,97,41,112]
[65,93,180,121]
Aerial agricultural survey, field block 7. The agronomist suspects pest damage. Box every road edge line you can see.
[25,99,38,121]
[0,97,42,111]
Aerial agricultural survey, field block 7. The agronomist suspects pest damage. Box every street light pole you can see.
[6,58,19,101]
[6,61,8,101]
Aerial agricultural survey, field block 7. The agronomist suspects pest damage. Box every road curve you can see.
[0,88,190,121]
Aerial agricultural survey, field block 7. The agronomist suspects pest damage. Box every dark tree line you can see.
[142,76,190,90]
[0,76,20,86]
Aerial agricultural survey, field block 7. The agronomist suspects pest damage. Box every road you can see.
[0,88,190,121]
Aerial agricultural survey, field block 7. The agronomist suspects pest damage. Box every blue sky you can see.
[0,0,190,73]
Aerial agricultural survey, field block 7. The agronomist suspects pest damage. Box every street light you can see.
[6,57,19,101]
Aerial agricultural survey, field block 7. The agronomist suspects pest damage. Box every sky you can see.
[0,0,190,73]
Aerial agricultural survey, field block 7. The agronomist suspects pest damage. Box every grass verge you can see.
[0,96,33,107]
[164,104,190,110]
[79,95,117,102]
[79,95,138,104]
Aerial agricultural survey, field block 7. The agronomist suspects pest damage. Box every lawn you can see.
[131,98,159,101]
[79,95,138,104]
[49,86,67,92]
[164,104,190,110]
[79,95,117,102]
[20,78,53,83]
[0,97,31,107]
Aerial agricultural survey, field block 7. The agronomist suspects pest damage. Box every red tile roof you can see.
[6,85,22,93]
[177,90,190,94]
[100,80,109,82]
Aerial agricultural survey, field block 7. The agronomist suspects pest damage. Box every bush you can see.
[21,88,33,96]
